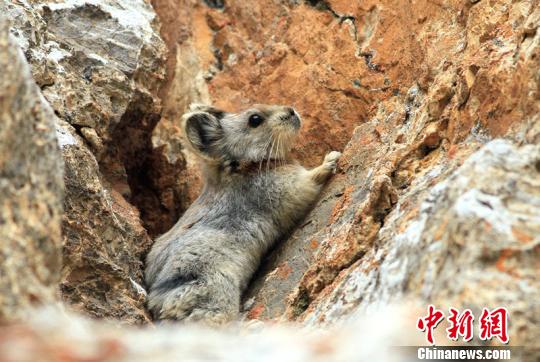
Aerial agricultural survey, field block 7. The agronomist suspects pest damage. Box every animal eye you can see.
[248,114,264,128]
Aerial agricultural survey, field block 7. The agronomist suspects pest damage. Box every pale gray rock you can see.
[1,0,173,323]
[0,17,63,321]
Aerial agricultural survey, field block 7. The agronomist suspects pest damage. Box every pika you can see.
[144,104,341,324]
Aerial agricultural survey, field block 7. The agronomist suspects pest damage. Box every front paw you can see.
[323,151,342,172]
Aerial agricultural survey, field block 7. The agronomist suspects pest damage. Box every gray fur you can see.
[145,104,341,324]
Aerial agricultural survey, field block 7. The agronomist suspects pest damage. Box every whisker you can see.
[260,138,272,176]
[257,136,273,208]
[268,138,276,173]
[260,137,272,172]
[277,134,283,166]
[266,138,277,206]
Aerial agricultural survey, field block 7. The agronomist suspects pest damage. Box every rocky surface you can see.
[157,0,540,346]
[0,306,425,362]
[1,0,181,323]
[0,0,539,356]
[160,0,539,166]
[294,138,539,341]
[58,118,152,323]
[0,18,64,321]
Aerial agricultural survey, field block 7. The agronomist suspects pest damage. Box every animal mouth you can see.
[289,113,301,130]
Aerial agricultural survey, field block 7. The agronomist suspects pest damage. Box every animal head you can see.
[182,104,301,164]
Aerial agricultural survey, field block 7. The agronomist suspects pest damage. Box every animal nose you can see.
[286,107,301,129]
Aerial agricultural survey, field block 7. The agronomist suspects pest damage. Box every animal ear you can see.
[188,103,227,120]
[182,111,223,159]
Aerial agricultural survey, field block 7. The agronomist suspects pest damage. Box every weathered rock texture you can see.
[150,0,211,201]
[149,0,540,346]
[0,0,539,353]
[157,0,539,165]
[1,0,181,323]
[0,18,63,321]
[0,306,427,362]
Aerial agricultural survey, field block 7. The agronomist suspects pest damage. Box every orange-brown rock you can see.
[151,1,540,346]
[120,0,540,343]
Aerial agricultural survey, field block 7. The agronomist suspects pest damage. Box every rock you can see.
[0,306,425,362]
[162,0,539,161]
[150,0,210,203]
[155,0,540,345]
[0,18,63,321]
[296,139,540,343]
[38,0,167,323]
[58,118,152,323]
[2,0,190,236]
[1,0,176,323]
[1,0,539,349]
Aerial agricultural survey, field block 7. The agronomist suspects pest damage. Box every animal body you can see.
[145,104,341,323]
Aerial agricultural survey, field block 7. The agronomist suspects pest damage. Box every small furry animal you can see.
[145,103,341,324]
